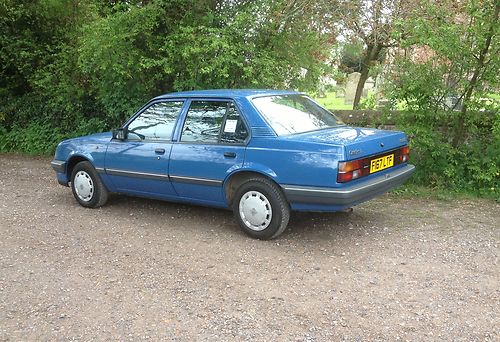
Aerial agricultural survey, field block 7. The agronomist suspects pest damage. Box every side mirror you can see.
[112,128,126,140]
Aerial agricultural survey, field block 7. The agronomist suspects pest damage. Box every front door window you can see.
[127,101,184,141]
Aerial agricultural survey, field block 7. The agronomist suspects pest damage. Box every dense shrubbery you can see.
[385,0,499,199]
[0,0,332,153]
[0,118,106,155]
[391,111,499,199]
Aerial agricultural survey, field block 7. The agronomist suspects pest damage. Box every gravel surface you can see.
[0,154,499,341]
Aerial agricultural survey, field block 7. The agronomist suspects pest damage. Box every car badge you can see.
[349,149,361,155]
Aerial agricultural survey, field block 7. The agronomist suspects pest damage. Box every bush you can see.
[0,117,107,155]
[0,122,64,155]
[395,110,499,200]
[1,0,332,156]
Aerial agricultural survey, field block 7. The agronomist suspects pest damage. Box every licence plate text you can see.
[370,154,394,173]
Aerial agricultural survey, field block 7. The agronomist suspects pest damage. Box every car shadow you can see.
[285,210,364,238]
[101,194,365,241]
[104,194,238,231]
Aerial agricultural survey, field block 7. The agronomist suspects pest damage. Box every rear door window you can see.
[180,101,248,144]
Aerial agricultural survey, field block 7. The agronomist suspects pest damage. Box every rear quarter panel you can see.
[244,138,343,188]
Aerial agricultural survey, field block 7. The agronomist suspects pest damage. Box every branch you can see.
[353,21,368,41]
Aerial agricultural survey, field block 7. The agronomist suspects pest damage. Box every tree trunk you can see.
[353,57,370,109]
[353,43,382,109]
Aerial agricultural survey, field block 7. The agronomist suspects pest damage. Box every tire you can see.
[70,161,108,208]
[232,177,290,240]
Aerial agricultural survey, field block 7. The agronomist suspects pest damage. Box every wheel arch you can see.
[223,169,284,206]
[66,154,92,180]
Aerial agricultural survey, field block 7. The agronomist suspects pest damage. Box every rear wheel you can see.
[70,161,108,208]
[233,177,290,240]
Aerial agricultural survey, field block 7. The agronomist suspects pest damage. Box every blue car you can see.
[51,89,414,239]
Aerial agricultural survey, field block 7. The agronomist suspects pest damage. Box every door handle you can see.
[223,151,236,158]
[155,148,166,155]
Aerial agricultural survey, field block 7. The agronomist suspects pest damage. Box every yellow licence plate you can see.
[370,154,394,173]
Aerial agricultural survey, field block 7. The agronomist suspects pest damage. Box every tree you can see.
[385,0,499,196]
[337,0,412,109]
[1,0,336,153]
[76,0,335,124]
[451,1,499,147]
[390,0,499,146]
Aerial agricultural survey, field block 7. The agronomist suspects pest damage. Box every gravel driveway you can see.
[0,155,498,341]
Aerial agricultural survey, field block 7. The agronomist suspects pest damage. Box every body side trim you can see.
[169,175,222,186]
[104,168,222,186]
[106,168,169,181]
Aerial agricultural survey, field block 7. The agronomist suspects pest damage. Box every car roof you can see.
[153,89,302,100]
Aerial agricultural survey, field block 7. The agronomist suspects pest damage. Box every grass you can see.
[391,183,499,202]
[313,91,500,111]
[311,91,354,110]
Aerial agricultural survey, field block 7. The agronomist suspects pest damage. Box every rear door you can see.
[105,100,185,198]
[169,99,249,205]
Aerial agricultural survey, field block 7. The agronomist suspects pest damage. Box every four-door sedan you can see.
[51,89,415,239]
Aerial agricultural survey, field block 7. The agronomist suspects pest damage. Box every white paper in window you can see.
[224,119,238,133]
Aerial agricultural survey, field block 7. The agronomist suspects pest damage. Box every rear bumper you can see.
[283,164,415,207]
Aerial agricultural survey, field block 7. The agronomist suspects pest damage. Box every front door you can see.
[105,100,185,199]
[169,99,249,206]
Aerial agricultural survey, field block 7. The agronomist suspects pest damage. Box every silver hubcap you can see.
[239,191,272,231]
[74,171,94,202]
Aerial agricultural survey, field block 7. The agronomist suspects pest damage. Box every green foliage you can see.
[387,57,499,197]
[391,110,500,200]
[74,0,331,126]
[1,0,332,152]
[358,91,376,110]
[384,0,500,198]
[0,117,106,155]
[339,41,385,75]
[339,41,364,73]
[0,122,64,155]
[77,3,163,125]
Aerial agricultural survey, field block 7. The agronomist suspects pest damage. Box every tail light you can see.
[400,146,410,163]
[337,159,369,182]
[337,145,410,183]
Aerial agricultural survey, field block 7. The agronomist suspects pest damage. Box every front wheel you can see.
[233,177,290,240]
[70,161,108,208]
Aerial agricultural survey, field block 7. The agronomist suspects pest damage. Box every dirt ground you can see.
[0,154,498,341]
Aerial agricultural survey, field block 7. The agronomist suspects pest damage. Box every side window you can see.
[127,101,183,141]
[181,101,248,144]
[220,103,248,144]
